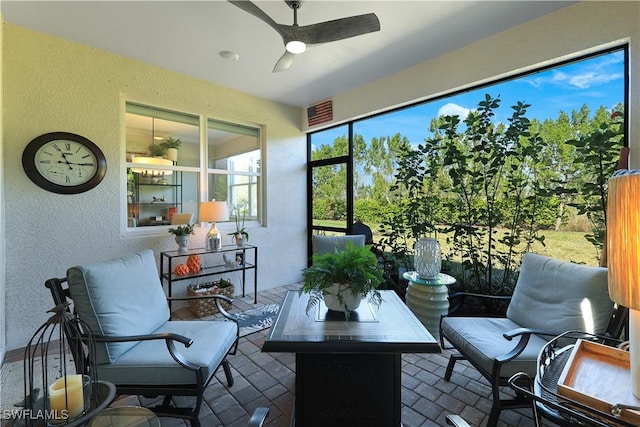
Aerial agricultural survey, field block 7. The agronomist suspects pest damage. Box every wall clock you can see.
[22,132,107,194]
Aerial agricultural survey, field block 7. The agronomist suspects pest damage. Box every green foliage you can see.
[381,95,553,295]
[302,242,384,318]
[562,107,623,257]
[148,142,166,157]
[310,96,625,290]
[168,224,194,236]
[162,137,182,149]
[227,206,249,241]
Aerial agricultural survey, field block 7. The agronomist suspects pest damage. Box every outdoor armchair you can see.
[311,234,365,255]
[440,253,623,427]
[45,249,243,427]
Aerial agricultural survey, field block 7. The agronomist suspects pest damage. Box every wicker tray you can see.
[557,339,640,424]
[187,280,234,317]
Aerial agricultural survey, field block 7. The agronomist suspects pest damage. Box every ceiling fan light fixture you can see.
[285,40,306,54]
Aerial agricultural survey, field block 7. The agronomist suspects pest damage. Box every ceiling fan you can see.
[228,0,381,72]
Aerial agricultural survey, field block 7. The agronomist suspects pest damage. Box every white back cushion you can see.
[312,234,365,256]
[507,253,612,334]
[67,249,170,363]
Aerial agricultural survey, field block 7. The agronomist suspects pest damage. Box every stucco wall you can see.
[306,1,640,167]
[0,13,6,358]
[2,23,307,351]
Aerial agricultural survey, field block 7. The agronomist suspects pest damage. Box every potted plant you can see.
[227,209,249,246]
[168,224,194,253]
[162,137,182,162]
[302,242,384,319]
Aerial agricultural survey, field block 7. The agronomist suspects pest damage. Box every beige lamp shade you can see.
[607,171,640,310]
[199,201,229,223]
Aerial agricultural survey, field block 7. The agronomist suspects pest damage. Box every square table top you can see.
[262,290,440,354]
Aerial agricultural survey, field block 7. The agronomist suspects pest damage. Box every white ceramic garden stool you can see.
[402,271,456,341]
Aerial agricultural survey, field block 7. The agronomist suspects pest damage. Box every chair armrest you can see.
[92,332,193,347]
[496,327,561,364]
[167,294,238,322]
[445,414,471,427]
[92,332,201,371]
[247,407,270,427]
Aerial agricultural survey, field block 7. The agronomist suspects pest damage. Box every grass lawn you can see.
[313,220,602,266]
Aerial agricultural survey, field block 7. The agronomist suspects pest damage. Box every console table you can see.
[263,290,440,426]
[160,245,258,308]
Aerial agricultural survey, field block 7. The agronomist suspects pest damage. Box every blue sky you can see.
[314,49,625,147]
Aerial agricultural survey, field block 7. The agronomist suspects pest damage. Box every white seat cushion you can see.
[441,316,548,378]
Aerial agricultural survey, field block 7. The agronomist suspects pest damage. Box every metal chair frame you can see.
[45,277,240,427]
[440,292,628,427]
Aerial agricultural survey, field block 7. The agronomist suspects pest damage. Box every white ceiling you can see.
[2,1,574,108]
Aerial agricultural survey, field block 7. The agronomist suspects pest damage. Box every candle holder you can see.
[21,303,100,426]
[414,237,442,279]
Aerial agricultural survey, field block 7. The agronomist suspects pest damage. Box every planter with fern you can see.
[302,242,384,319]
[168,224,194,253]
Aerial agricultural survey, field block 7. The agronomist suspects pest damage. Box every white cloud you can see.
[438,102,471,118]
[569,72,623,89]
[525,58,623,90]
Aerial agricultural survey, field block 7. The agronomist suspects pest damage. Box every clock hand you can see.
[56,160,75,169]
[66,162,95,166]
[60,153,74,170]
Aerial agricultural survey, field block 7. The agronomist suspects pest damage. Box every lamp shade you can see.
[199,201,229,223]
[607,170,640,310]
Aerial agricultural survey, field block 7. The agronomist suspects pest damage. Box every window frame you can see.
[122,100,265,236]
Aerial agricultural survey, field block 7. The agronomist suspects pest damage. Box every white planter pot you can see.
[323,283,363,312]
[167,148,178,162]
[175,236,189,253]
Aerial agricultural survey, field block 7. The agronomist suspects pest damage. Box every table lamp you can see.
[607,170,640,397]
[199,200,229,251]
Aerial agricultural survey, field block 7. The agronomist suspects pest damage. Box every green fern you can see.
[302,242,384,319]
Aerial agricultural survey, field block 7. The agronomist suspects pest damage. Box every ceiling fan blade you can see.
[294,13,380,45]
[273,51,296,73]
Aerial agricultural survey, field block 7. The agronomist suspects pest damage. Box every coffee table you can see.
[262,290,440,426]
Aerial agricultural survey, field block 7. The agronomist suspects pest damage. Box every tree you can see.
[564,105,624,259]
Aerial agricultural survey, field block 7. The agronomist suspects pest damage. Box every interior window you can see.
[125,102,262,231]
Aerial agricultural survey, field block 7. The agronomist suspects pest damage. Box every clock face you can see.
[22,132,107,194]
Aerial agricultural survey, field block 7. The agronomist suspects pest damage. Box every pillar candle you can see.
[48,374,84,421]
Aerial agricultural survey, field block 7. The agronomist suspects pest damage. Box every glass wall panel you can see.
[126,170,199,227]
[310,125,349,161]
[208,119,260,172]
[311,163,347,229]
[126,104,200,168]
[308,46,627,266]
[207,174,259,221]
